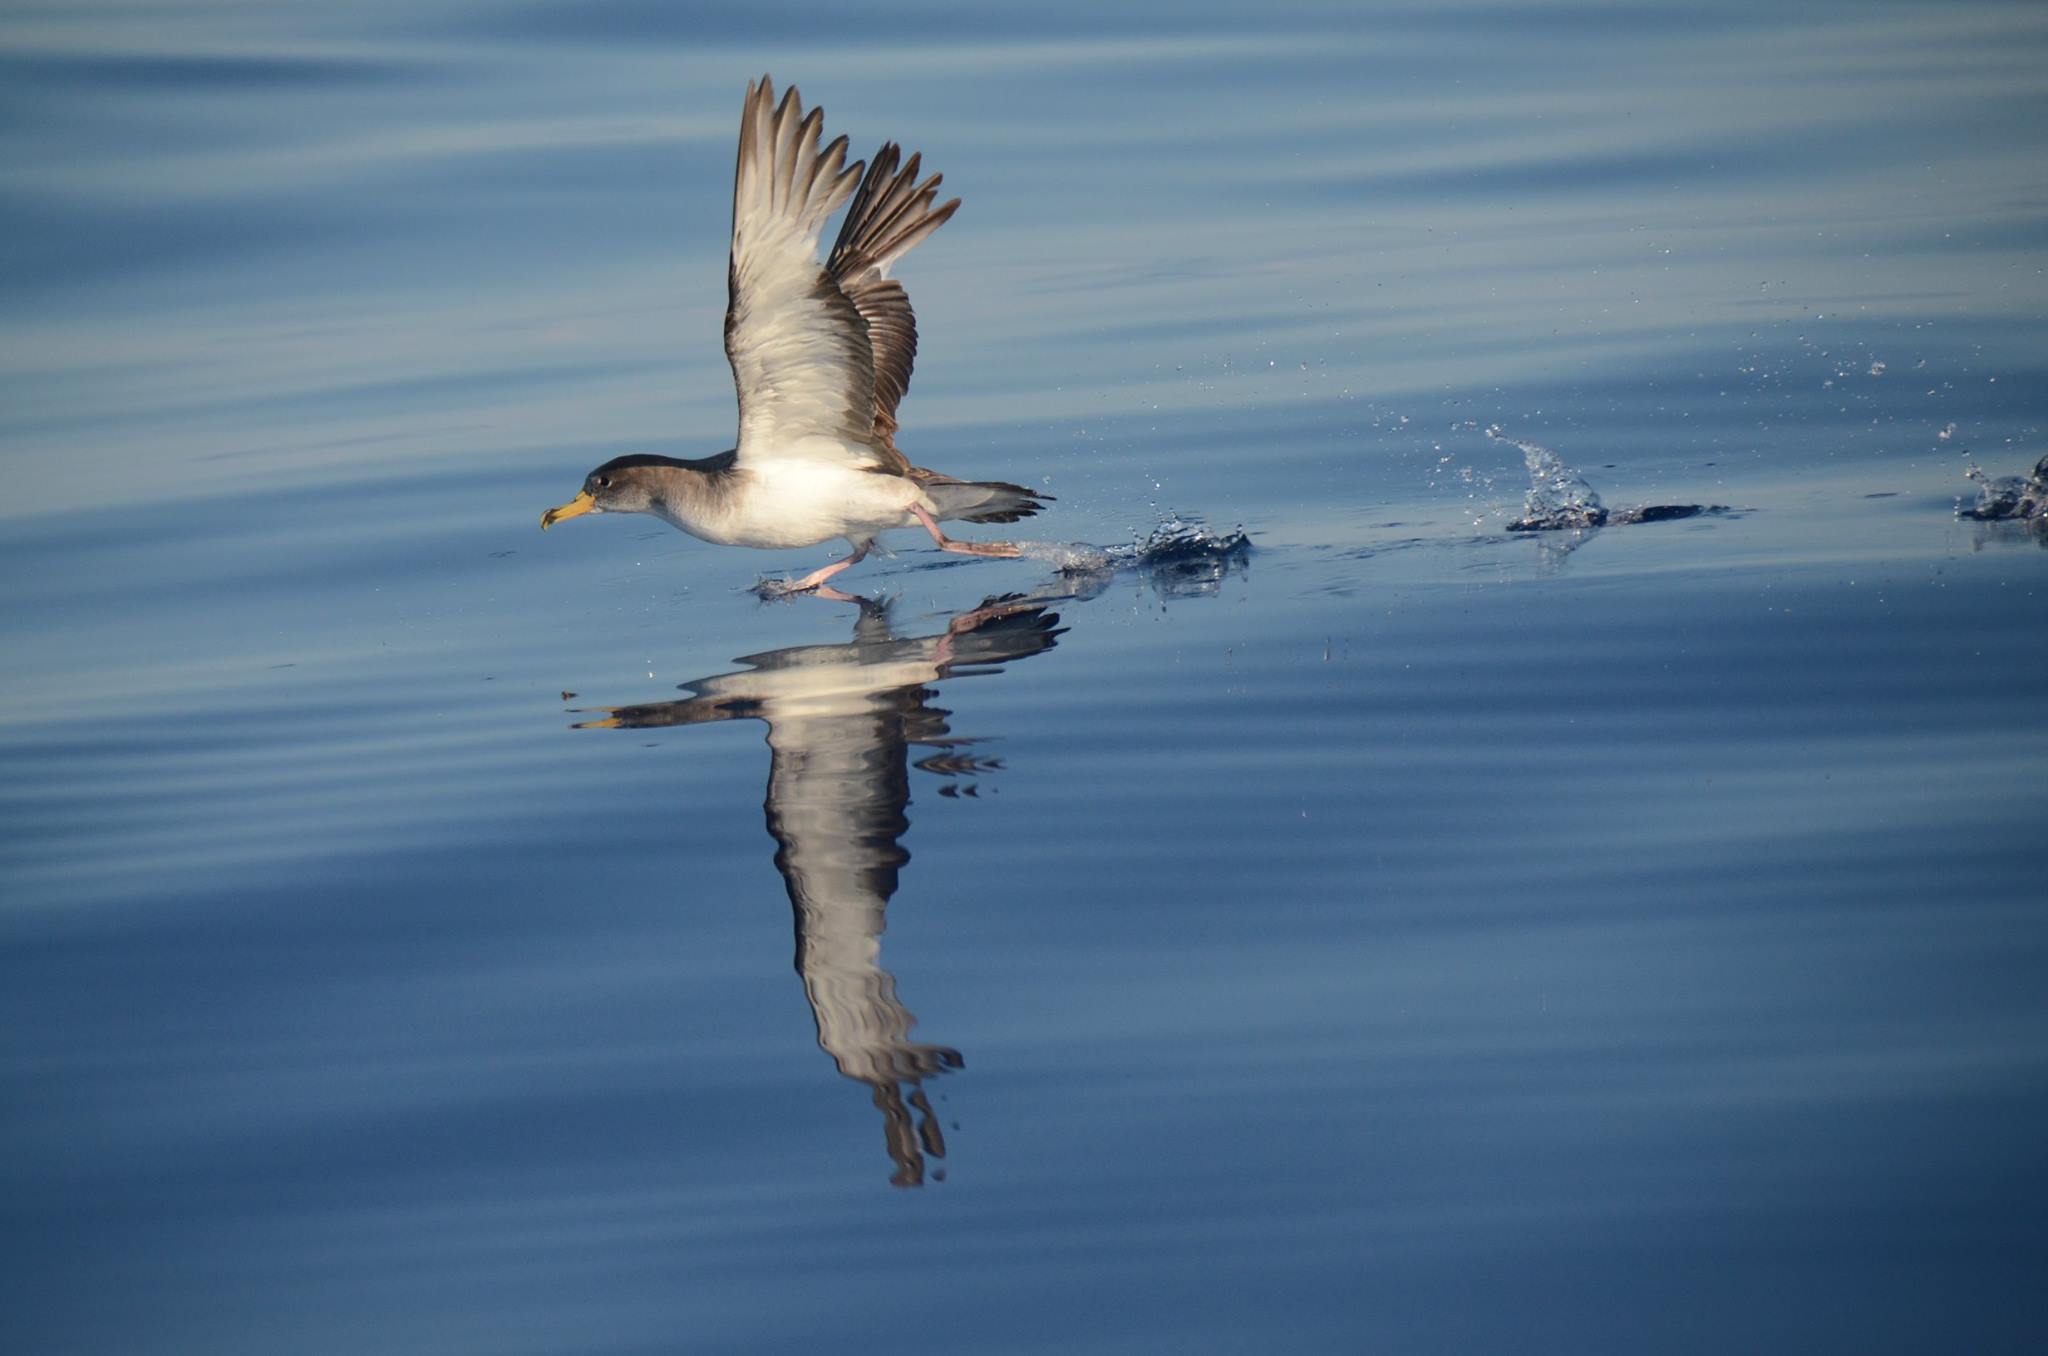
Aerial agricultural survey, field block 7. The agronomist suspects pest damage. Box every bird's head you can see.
[540,456,667,529]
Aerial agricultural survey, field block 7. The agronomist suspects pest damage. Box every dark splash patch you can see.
[1959,454,2048,522]
[1610,503,1718,526]
[1125,520,1252,597]
[1016,517,1251,599]
[1509,507,1609,531]
[1490,428,1723,533]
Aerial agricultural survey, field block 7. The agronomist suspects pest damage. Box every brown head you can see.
[539,455,685,529]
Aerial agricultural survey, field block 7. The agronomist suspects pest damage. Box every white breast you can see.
[667,457,921,549]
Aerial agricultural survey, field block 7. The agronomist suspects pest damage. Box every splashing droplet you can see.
[1959,454,2048,521]
[1486,430,1608,530]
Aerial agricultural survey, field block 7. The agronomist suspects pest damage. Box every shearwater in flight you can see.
[541,76,1048,593]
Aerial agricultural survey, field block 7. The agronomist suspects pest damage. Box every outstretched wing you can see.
[826,145,960,454]
[725,77,884,466]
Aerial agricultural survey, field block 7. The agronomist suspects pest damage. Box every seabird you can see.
[541,76,1048,592]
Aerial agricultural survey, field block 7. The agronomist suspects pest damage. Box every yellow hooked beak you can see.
[540,490,596,530]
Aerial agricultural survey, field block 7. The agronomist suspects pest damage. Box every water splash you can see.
[1959,454,2048,521]
[1014,541,1114,572]
[1016,516,1251,598]
[1486,427,1719,532]
[1120,518,1253,597]
[1488,429,1609,530]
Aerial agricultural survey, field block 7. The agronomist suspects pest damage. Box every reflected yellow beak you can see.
[541,490,596,530]
[571,712,622,729]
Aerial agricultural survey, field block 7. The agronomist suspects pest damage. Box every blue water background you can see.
[4,2,2046,1351]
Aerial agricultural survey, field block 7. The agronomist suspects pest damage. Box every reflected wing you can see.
[725,77,883,466]
[768,705,963,1084]
[825,145,960,454]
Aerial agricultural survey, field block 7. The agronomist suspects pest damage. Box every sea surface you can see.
[4,2,2047,1352]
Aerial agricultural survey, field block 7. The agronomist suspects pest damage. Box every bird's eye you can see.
[597,476,611,490]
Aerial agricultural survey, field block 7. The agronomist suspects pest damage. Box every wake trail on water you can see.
[1010,516,1251,598]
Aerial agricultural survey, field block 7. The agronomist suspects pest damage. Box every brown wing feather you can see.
[826,141,961,459]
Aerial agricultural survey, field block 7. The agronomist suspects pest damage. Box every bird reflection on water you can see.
[572,596,1064,1186]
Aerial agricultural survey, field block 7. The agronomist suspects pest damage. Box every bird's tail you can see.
[915,472,1052,525]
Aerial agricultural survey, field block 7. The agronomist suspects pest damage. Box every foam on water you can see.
[1015,541,1116,572]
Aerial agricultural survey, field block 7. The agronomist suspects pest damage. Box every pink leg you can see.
[910,504,1022,559]
[787,544,868,592]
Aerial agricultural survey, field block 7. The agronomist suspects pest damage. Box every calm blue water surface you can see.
[5,2,2047,1352]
